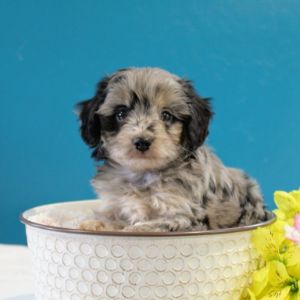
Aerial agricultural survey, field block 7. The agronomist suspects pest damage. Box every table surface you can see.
[0,244,34,300]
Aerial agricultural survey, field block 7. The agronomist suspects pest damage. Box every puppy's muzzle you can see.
[133,138,151,152]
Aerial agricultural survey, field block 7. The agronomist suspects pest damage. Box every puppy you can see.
[77,67,267,232]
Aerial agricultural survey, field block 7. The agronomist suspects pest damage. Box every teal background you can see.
[1,1,299,244]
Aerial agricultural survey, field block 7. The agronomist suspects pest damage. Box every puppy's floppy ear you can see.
[76,76,111,159]
[179,79,213,151]
[76,99,100,147]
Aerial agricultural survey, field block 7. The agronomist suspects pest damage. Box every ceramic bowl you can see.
[21,200,275,300]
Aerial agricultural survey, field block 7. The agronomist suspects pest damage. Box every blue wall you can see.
[1,1,299,244]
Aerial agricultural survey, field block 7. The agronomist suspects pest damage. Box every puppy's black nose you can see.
[133,138,151,152]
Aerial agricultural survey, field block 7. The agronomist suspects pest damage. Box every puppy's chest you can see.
[132,172,159,189]
[107,171,167,195]
[116,172,161,199]
[97,169,199,206]
[123,172,194,204]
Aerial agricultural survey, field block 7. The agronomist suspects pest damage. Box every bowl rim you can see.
[20,200,276,237]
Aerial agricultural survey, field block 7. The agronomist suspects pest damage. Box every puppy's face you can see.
[78,68,212,172]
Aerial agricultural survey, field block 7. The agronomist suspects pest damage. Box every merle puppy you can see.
[77,67,267,232]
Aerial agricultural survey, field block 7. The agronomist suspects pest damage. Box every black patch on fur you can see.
[130,91,140,110]
[263,210,269,221]
[245,181,260,206]
[178,79,213,151]
[222,184,233,200]
[193,215,210,229]
[110,73,125,84]
[130,91,150,114]
[244,194,251,207]
[76,76,111,160]
[202,216,210,228]
[142,96,151,112]
[209,179,216,193]
[100,114,120,133]
[235,208,247,226]
[202,194,209,207]
[147,124,155,132]
[222,186,229,198]
[174,178,191,191]
[77,99,101,147]
[92,141,107,160]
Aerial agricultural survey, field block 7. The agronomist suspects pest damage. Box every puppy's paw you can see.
[193,223,209,231]
[122,224,168,233]
[79,220,106,231]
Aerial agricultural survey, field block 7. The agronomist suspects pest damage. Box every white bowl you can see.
[21,200,275,300]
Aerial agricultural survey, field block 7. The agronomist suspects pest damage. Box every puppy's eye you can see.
[115,107,129,121]
[161,111,173,122]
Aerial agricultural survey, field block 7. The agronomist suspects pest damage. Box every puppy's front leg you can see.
[78,200,125,231]
[79,220,123,231]
[123,216,200,232]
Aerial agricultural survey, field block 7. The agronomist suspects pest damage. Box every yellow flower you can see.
[283,242,300,279]
[247,190,300,300]
[248,261,300,300]
[260,286,291,300]
[252,225,300,277]
[251,222,285,261]
[274,190,300,225]
[290,191,300,203]
[248,264,270,298]
[247,288,257,300]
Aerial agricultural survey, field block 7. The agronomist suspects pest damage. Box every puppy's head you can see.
[77,68,212,171]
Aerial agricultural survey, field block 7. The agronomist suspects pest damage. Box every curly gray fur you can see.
[77,67,267,232]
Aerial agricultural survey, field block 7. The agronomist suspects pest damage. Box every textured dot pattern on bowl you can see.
[21,200,275,300]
